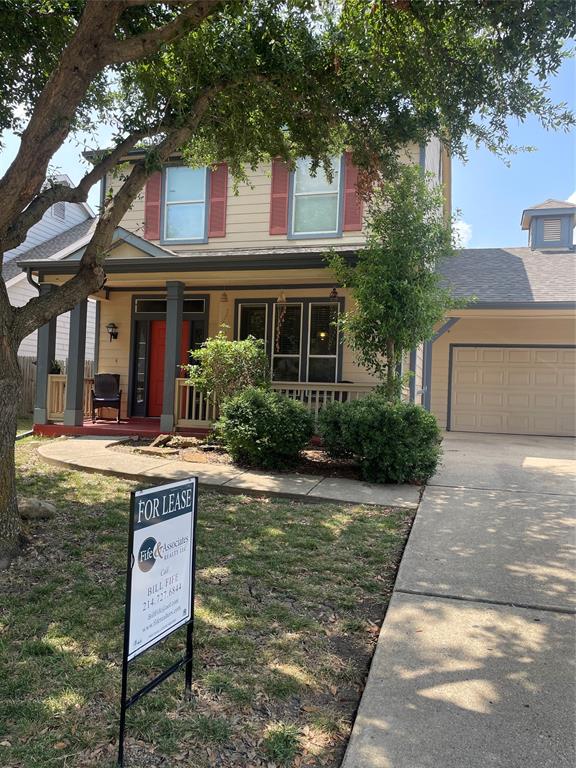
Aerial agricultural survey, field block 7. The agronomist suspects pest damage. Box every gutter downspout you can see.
[422,317,460,412]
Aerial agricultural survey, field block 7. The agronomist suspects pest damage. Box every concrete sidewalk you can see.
[343,433,576,768]
[36,436,421,508]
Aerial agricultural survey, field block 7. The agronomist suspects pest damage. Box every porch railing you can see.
[174,378,374,429]
[174,378,218,428]
[47,375,93,421]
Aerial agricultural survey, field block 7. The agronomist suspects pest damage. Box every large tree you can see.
[0,0,574,564]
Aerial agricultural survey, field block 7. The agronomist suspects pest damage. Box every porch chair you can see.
[91,373,122,423]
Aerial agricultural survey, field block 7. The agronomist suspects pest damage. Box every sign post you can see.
[117,477,198,767]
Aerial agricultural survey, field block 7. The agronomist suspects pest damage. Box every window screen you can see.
[292,157,340,235]
[164,166,207,241]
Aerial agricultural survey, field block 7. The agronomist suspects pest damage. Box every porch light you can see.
[106,322,119,341]
[220,291,228,303]
[329,287,338,298]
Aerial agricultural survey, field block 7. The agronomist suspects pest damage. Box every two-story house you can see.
[23,147,575,438]
[25,141,446,432]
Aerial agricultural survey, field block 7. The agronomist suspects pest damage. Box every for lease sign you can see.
[127,478,197,661]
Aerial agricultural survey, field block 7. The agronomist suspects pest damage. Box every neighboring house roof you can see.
[439,247,576,306]
[521,198,576,229]
[2,218,96,283]
[527,199,576,211]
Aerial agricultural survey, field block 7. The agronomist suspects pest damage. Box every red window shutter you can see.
[342,152,363,232]
[144,172,162,240]
[269,159,290,235]
[208,163,228,238]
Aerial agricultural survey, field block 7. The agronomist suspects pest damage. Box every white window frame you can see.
[306,302,339,383]
[291,157,341,237]
[272,302,303,382]
[163,166,207,242]
[237,303,268,343]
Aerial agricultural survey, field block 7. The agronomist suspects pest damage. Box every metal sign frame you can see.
[117,477,199,768]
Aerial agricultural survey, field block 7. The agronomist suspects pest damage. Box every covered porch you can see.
[36,377,374,437]
[30,237,377,437]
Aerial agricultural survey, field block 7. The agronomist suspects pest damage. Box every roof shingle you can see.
[2,218,95,282]
[438,247,576,304]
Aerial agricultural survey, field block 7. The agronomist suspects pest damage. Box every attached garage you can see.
[448,345,576,437]
[428,226,576,438]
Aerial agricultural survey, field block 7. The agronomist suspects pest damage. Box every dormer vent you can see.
[521,199,576,251]
[542,218,561,242]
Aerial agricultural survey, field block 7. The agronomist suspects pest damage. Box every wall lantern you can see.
[329,287,338,298]
[106,322,119,341]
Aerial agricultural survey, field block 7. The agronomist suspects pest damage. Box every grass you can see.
[0,438,413,768]
[16,417,33,436]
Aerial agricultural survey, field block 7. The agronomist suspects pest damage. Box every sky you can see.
[452,54,575,248]
[1,53,574,248]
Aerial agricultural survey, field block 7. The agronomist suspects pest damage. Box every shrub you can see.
[216,387,314,469]
[181,328,269,403]
[319,396,441,483]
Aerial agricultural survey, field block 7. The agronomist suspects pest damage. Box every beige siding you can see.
[109,144,426,253]
[97,293,132,418]
[431,315,576,430]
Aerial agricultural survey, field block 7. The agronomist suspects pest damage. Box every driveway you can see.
[342,432,576,768]
[430,431,575,495]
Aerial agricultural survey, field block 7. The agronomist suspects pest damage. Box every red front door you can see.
[147,320,191,417]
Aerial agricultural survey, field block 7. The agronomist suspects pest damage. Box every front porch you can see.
[36,374,374,437]
[30,239,379,437]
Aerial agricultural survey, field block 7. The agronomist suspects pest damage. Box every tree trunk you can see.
[0,336,22,568]
[385,339,397,402]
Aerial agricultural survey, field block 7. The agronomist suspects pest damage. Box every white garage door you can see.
[449,346,576,437]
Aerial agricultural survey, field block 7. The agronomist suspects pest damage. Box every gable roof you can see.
[521,199,576,229]
[2,218,96,283]
[62,226,177,261]
[528,199,576,211]
[438,247,576,306]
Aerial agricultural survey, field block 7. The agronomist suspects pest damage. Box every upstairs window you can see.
[291,157,341,237]
[164,166,207,242]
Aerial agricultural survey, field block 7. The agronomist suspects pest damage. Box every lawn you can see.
[0,439,413,768]
[16,417,33,435]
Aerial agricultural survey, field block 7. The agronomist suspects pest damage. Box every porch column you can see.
[160,281,184,432]
[63,299,88,426]
[33,284,57,425]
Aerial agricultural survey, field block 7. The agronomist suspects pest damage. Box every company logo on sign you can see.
[138,537,157,572]
[137,535,190,572]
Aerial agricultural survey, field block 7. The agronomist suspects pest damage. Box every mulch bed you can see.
[113,438,362,480]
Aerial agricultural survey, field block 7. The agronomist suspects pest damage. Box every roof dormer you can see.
[521,198,576,251]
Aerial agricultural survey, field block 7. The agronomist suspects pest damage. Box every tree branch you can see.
[104,0,226,65]
[2,129,157,253]
[0,0,226,240]
[12,84,225,343]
